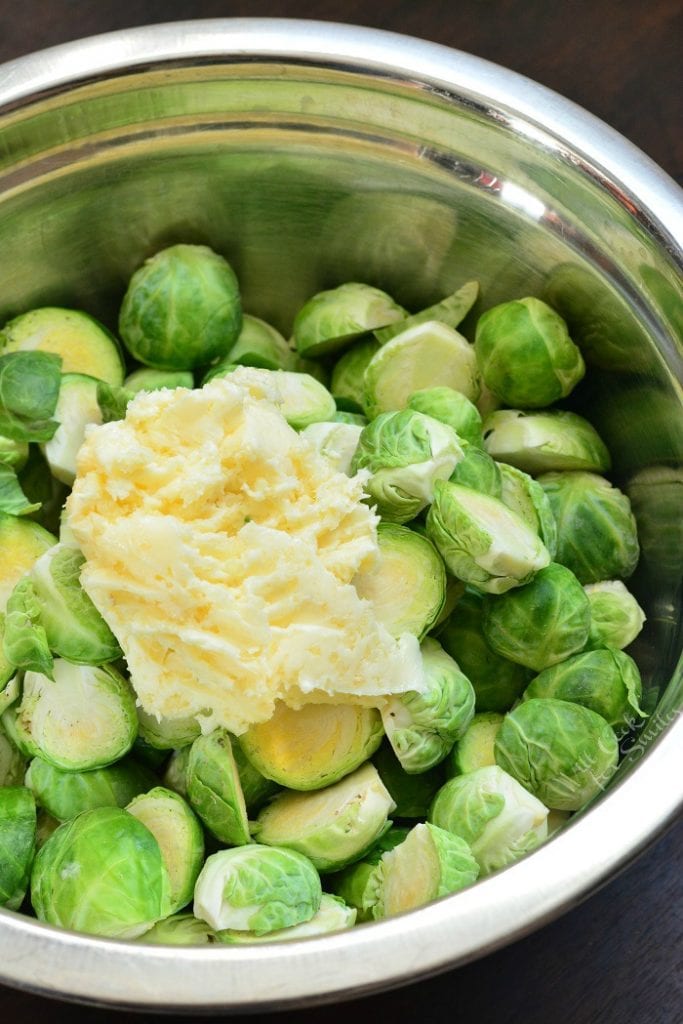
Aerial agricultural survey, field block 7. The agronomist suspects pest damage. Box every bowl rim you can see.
[0,17,681,1011]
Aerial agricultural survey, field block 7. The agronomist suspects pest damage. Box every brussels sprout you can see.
[474,297,585,408]
[228,365,336,429]
[231,739,280,814]
[127,787,204,914]
[407,386,484,448]
[448,712,504,776]
[140,913,217,945]
[0,673,20,717]
[162,746,192,799]
[25,755,157,821]
[0,786,36,909]
[2,577,53,677]
[439,592,531,712]
[351,409,463,524]
[240,702,384,791]
[374,281,480,344]
[186,729,250,846]
[483,409,611,475]
[373,742,445,819]
[300,420,362,475]
[333,410,368,426]
[31,806,171,938]
[124,368,194,393]
[119,244,242,370]
[0,513,57,610]
[584,581,646,650]
[293,282,406,359]
[363,321,481,420]
[95,380,134,423]
[193,845,322,934]
[495,698,619,810]
[522,648,646,731]
[254,762,395,872]
[1,700,38,758]
[539,472,640,583]
[327,827,410,921]
[429,765,548,875]
[0,307,124,386]
[330,338,381,413]
[0,435,29,471]
[42,373,102,485]
[0,726,26,786]
[0,435,35,519]
[15,660,137,771]
[426,480,550,594]
[365,822,479,919]
[448,439,502,498]
[216,893,356,943]
[498,463,558,559]
[353,522,446,640]
[483,563,591,672]
[224,313,296,371]
[381,638,475,774]
[137,708,201,751]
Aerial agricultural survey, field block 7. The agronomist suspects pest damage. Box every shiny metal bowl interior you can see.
[0,18,681,1012]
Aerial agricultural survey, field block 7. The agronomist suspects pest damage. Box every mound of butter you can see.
[67,373,422,734]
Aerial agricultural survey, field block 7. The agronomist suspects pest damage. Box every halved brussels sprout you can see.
[216,893,356,943]
[186,729,250,846]
[0,726,26,786]
[365,822,479,919]
[0,786,36,909]
[327,827,410,921]
[539,472,640,583]
[137,708,201,750]
[31,806,171,938]
[127,787,204,914]
[584,581,646,650]
[381,638,475,774]
[374,281,480,344]
[119,244,242,370]
[483,409,611,475]
[498,463,558,558]
[293,282,406,359]
[426,480,550,594]
[224,313,296,371]
[254,761,395,872]
[193,845,322,934]
[495,698,619,810]
[373,742,445,819]
[448,439,502,498]
[240,702,384,791]
[522,648,646,731]
[448,712,504,776]
[482,563,591,672]
[351,409,463,524]
[124,368,194,393]
[429,764,548,875]
[0,674,20,717]
[15,660,137,771]
[330,337,381,412]
[0,513,56,610]
[407,386,484,448]
[353,522,446,640]
[300,421,362,475]
[474,297,585,408]
[363,321,480,420]
[25,755,156,821]
[42,373,102,485]
[140,913,216,945]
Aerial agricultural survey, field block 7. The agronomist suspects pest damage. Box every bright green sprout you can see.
[447,712,504,776]
[186,729,251,846]
[584,581,646,650]
[0,786,36,910]
[407,386,484,448]
[330,337,381,413]
[293,282,406,360]
[25,754,157,822]
[483,409,610,475]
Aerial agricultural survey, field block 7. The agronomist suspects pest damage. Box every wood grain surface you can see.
[0,2,681,1022]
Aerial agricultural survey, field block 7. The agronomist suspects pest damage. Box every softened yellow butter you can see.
[67,373,422,734]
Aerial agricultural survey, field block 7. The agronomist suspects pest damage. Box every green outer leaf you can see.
[407,386,483,448]
[0,463,41,517]
[293,282,406,359]
[25,755,157,821]
[330,337,380,412]
[498,463,558,559]
[448,440,502,498]
[0,786,36,909]
[0,351,62,442]
[375,281,480,344]
[187,729,250,845]
[584,581,646,650]
[2,577,54,677]
[97,381,134,423]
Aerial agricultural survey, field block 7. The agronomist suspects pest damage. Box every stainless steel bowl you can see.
[0,18,681,1012]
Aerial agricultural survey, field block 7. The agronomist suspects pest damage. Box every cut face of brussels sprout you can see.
[584,581,646,650]
[353,522,446,640]
[482,562,591,672]
[300,421,362,475]
[42,373,102,485]
[240,702,384,791]
[0,513,57,610]
[16,660,137,771]
[0,307,124,385]
[373,742,445,819]
[352,409,463,524]
[522,648,646,731]
[498,463,558,558]
[474,297,585,408]
[193,845,322,934]
[140,913,216,945]
[374,281,480,344]
[31,806,171,939]
[25,755,157,822]
[119,244,242,371]
[254,761,395,872]
[216,893,356,943]
[228,365,336,429]
[127,787,204,914]
[495,698,619,811]
[363,321,481,420]
[407,386,484,448]
[539,472,640,583]
[426,480,550,594]
[330,337,381,413]
[293,282,406,359]
[0,726,26,786]
[186,729,250,846]
[327,826,410,921]
[124,368,194,393]
[366,822,479,919]
[483,409,611,475]
[381,638,475,774]
[0,786,36,910]
[448,712,504,776]
[137,707,201,750]
[225,314,296,371]
[429,765,548,875]
[448,439,502,498]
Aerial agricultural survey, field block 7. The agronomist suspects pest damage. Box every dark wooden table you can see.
[0,2,681,1022]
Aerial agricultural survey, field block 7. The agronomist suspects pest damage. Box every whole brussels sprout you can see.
[584,581,646,650]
